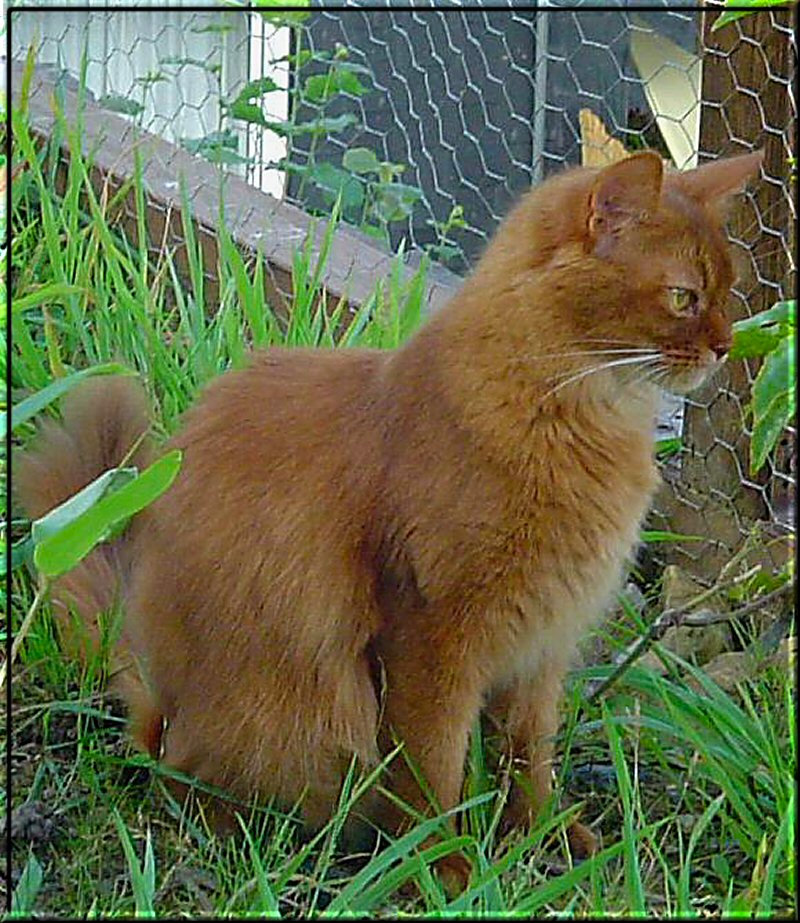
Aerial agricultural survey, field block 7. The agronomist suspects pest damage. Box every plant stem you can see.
[0,579,50,690]
[584,580,794,704]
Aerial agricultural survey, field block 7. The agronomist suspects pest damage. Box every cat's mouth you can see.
[658,347,724,395]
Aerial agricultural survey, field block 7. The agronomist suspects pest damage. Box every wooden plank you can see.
[6,58,462,321]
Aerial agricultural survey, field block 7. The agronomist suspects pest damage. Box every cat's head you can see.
[560,149,762,396]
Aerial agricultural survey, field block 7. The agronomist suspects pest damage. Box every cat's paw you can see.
[566,819,598,860]
[497,790,536,838]
[434,852,472,897]
[397,851,472,899]
[498,794,598,860]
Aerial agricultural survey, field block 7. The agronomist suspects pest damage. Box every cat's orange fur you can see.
[16,149,762,891]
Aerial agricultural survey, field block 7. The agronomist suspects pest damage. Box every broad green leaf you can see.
[342,147,382,176]
[753,335,794,419]
[0,364,136,440]
[712,0,794,31]
[252,0,310,25]
[331,60,373,77]
[229,101,268,126]
[427,243,462,263]
[180,131,252,165]
[730,325,784,360]
[751,391,792,474]
[227,77,281,126]
[200,148,254,167]
[303,67,368,105]
[732,299,795,334]
[373,183,424,223]
[180,130,239,154]
[266,114,359,138]
[34,450,182,578]
[309,163,365,211]
[11,851,43,915]
[31,467,139,545]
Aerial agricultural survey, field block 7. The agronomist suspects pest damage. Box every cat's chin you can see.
[661,361,721,396]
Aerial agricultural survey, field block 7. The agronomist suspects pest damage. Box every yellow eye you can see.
[669,287,698,316]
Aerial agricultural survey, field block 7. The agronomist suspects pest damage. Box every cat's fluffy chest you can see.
[501,515,644,684]
[497,426,659,683]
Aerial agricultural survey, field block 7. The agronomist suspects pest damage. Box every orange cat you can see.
[16,149,761,891]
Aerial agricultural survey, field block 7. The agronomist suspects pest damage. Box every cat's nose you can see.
[711,343,729,362]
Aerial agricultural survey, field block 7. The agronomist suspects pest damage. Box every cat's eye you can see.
[668,287,699,317]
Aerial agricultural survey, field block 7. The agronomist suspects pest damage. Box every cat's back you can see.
[160,346,386,507]
[175,346,384,457]
[131,346,387,611]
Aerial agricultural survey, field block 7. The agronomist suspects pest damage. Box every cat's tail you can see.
[14,374,164,756]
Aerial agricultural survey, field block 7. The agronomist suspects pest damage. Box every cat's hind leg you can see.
[372,620,487,894]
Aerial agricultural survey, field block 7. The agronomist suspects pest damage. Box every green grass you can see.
[4,65,796,919]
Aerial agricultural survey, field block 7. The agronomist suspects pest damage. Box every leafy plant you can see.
[426,204,468,265]
[731,299,795,474]
[96,5,468,264]
[165,15,443,252]
[711,0,796,32]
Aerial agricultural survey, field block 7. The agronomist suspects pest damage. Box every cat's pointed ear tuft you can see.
[587,151,664,243]
[679,149,763,206]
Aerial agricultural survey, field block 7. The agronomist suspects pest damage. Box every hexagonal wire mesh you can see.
[9,2,796,583]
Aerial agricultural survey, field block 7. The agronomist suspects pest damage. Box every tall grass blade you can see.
[603,700,646,915]
[237,815,281,917]
[111,809,156,917]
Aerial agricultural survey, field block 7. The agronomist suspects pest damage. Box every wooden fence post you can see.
[654,5,795,580]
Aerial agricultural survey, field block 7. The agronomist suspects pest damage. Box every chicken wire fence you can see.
[8,1,796,581]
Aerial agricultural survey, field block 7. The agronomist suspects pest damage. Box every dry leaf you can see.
[579,108,630,167]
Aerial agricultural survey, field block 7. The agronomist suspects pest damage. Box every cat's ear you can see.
[679,149,763,207]
[587,151,663,243]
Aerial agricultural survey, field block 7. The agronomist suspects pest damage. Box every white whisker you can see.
[542,354,661,401]
[528,347,661,361]
[632,362,669,390]
[576,337,651,348]
[643,365,672,390]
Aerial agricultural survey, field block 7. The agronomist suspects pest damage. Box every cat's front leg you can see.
[373,624,484,894]
[487,662,597,859]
